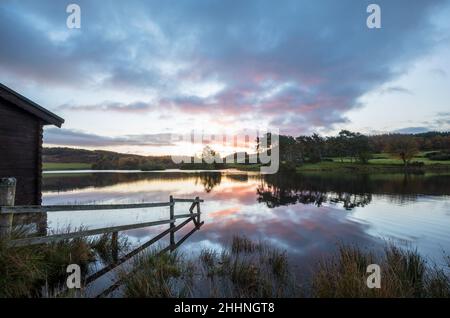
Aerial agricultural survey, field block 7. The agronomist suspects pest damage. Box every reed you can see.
[312,245,450,298]
[0,227,128,297]
[123,236,297,298]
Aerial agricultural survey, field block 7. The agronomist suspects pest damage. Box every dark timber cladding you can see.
[0,83,64,205]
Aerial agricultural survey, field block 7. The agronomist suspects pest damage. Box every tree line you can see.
[258,130,450,168]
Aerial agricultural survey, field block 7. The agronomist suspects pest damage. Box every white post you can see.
[0,177,16,238]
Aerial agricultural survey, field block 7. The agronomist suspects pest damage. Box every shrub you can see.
[429,154,450,161]
[409,161,425,167]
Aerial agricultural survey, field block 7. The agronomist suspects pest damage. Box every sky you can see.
[1,0,450,156]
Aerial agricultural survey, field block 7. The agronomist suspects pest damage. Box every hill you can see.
[43,147,177,170]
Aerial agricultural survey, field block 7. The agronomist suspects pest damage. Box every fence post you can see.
[0,177,16,238]
[169,195,175,249]
[111,231,118,263]
[195,196,201,226]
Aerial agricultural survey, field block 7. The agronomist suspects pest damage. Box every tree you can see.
[333,130,372,163]
[309,133,325,163]
[201,146,221,164]
[386,136,419,168]
[295,134,324,163]
[353,133,372,164]
[279,135,301,163]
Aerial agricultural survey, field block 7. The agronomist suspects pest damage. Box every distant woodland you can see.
[43,131,450,171]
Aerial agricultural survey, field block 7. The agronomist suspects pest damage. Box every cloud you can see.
[434,112,450,127]
[393,127,430,134]
[44,128,176,147]
[430,68,447,78]
[1,0,449,135]
[58,101,155,113]
[392,112,450,134]
[380,86,413,95]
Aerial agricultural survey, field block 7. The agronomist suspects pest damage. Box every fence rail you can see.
[0,179,205,297]
[1,196,203,247]
[0,198,204,214]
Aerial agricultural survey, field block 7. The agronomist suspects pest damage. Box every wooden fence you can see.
[0,195,203,247]
[0,181,205,297]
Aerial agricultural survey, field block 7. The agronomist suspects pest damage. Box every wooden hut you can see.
[0,83,64,205]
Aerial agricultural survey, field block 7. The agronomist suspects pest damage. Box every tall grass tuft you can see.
[3,231,450,298]
[0,235,46,297]
[90,233,130,264]
[0,227,129,297]
[123,236,298,298]
[122,251,194,298]
[312,245,450,298]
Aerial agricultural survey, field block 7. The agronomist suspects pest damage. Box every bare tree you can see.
[386,136,419,168]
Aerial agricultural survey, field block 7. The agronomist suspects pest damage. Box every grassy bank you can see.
[42,155,450,174]
[223,163,262,171]
[122,236,450,298]
[122,236,297,298]
[43,161,262,172]
[1,234,449,298]
[296,161,450,173]
[294,151,450,173]
[43,162,92,171]
[313,245,450,297]
[0,230,128,297]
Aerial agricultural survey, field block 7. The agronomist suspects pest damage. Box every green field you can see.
[42,152,450,173]
[43,162,261,172]
[296,153,450,173]
[297,162,449,173]
[327,152,450,166]
[43,162,92,171]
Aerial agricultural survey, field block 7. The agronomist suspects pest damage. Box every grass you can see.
[42,150,450,173]
[312,245,450,297]
[327,152,450,166]
[0,235,95,297]
[296,155,450,173]
[2,232,449,298]
[122,236,450,298]
[122,250,195,298]
[43,162,262,172]
[43,162,92,171]
[123,236,297,298]
[0,228,129,297]
[90,232,130,264]
[224,163,262,171]
[140,163,166,171]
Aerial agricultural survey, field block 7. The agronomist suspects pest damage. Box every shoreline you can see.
[295,162,450,174]
[42,162,450,174]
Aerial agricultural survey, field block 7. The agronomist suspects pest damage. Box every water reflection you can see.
[42,170,450,275]
[258,172,450,208]
[44,171,229,194]
[258,174,373,209]
[194,172,222,193]
[43,171,450,206]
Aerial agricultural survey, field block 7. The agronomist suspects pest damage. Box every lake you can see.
[42,170,450,281]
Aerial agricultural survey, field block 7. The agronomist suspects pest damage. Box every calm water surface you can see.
[42,170,450,279]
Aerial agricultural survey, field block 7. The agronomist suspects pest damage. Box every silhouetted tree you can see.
[386,136,419,168]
